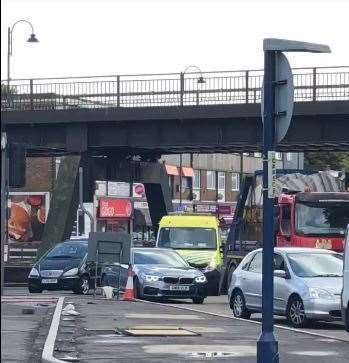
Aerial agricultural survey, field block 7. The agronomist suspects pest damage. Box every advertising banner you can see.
[99,198,133,218]
[7,192,50,264]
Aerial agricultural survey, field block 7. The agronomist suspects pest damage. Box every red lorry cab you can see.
[276,192,349,252]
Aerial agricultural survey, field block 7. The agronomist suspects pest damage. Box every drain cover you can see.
[120,327,200,337]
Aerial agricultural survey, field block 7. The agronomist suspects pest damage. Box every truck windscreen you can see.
[158,227,217,250]
[296,202,349,236]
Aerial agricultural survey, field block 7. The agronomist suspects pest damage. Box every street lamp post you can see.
[179,66,205,210]
[7,19,39,87]
[182,65,206,106]
[257,38,330,363]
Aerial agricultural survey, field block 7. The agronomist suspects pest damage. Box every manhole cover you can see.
[120,327,200,337]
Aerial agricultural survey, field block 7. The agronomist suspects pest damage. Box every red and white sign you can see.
[133,183,145,198]
[99,199,133,218]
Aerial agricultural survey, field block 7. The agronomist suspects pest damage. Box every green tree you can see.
[1,83,16,96]
[304,152,349,171]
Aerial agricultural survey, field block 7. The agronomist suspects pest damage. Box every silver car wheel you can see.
[233,294,243,317]
[289,300,305,325]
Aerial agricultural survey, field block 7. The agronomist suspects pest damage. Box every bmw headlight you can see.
[309,287,335,300]
[29,267,39,277]
[63,268,79,277]
[195,275,207,283]
[145,275,160,282]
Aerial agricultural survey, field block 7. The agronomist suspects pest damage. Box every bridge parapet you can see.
[1,66,348,111]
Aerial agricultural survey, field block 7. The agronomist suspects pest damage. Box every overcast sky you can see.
[1,0,348,80]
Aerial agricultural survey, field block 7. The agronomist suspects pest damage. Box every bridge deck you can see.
[2,66,349,154]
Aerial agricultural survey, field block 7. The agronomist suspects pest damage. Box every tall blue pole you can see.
[257,50,279,362]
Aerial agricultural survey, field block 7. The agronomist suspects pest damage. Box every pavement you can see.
[1,297,56,362]
[52,296,349,362]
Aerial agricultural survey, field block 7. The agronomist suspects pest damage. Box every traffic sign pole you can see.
[257,38,330,363]
[257,49,279,363]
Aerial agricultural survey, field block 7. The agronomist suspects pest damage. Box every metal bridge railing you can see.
[1,66,348,111]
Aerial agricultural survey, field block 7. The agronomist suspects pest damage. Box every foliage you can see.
[304,152,349,171]
[1,83,17,96]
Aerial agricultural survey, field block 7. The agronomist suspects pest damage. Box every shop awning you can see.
[181,167,194,177]
[165,164,179,176]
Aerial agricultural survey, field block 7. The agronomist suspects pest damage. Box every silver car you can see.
[228,247,343,328]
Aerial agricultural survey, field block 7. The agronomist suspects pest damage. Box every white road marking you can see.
[290,351,339,356]
[143,344,256,357]
[125,313,202,320]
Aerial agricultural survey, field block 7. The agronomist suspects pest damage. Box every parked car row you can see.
[28,224,349,330]
[28,240,208,304]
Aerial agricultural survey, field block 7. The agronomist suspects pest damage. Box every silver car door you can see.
[244,252,263,310]
[273,253,290,313]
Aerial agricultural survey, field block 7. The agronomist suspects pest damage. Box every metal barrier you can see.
[1,66,348,111]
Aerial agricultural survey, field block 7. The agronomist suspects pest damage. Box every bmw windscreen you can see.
[134,249,189,267]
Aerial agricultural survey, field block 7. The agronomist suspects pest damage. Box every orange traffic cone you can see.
[123,264,135,301]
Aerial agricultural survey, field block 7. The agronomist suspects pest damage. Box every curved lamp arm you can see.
[10,19,37,55]
[183,65,204,76]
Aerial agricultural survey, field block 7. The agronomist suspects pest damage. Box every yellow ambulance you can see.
[156,213,223,295]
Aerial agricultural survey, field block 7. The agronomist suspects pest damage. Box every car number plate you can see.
[42,279,58,284]
[169,285,189,291]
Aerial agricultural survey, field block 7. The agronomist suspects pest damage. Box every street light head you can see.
[27,33,39,43]
[197,76,206,84]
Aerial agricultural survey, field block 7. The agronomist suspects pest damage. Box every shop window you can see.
[231,173,239,191]
[193,170,200,189]
[181,177,189,190]
[275,152,282,160]
[206,171,216,190]
[218,172,225,190]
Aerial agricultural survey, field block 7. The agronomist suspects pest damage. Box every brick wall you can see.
[10,157,56,193]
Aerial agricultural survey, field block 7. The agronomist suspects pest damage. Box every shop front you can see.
[96,198,133,233]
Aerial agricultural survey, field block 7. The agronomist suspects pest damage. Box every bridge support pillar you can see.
[38,155,81,258]
[139,162,173,236]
